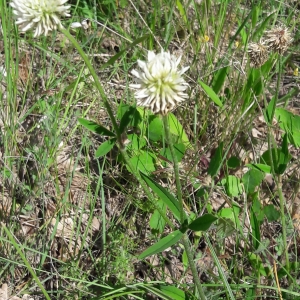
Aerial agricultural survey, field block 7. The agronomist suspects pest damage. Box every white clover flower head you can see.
[130,50,189,115]
[248,41,269,68]
[264,26,293,54]
[10,0,71,37]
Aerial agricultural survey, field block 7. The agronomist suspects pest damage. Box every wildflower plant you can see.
[130,50,189,115]
[7,0,299,298]
[10,0,71,37]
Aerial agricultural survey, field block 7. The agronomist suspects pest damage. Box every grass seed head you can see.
[264,26,293,54]
[247,42,269,68]
[130,50,189,115]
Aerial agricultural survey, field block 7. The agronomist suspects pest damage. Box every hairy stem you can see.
[268,57,289,271]
[163,115,206,299]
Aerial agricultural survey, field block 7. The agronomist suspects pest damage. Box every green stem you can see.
[268,57,289,271]
[162,115,206,299]
[61,28,174,229]
[277,176,290,270]
[60,28,121,143]
[182,235,207,300]
[162,116,184,222]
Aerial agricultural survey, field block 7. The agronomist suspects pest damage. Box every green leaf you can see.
[182,249,188,271]
[219,207,237,220]
[217,218,236,238]
[264,96,276,124]
[251,195,264,223]
[250,208,261,250]
[282,133,289,157]
[126,134,147,151]
[275,108,300,148]
[248,253,267,276]
[260,147,292,175]
[253,69,264,95]
[138,230,183,260]
[119,105,141,133]
[95,138,116,157]
[198,80,223,107]
[211,67,229,95]
[251,5,259,28]
[242,169,264,194]
[246,163,271,173]
[252,12,274,41]
[143,284,187,300]
[78,118,115,137]
[239,22,248,45]
[140,172,185,221]
[218,206,241,233]
[188,214,217,232]
[167,113,191,148]
[229,10,252,48]
[160,143,185,163]
[156,285,186,300]
[117,103,142,130]
[196,187,208,199]
[150,200,166,234]
[208,142,223,177]
[128,151,156,174]
[148,115,163,142]
[221,175,242,197]
[175,0,187,24]
[263,205,280,222]
[242,71,254,110]
[245,287,256,298]
[227,156,240,169]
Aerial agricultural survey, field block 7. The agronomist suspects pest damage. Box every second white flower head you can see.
[130,50,189,115]
[10,0,71,37]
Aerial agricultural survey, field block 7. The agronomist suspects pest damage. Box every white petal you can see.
[70,22,82,28]
[147,51,156,61]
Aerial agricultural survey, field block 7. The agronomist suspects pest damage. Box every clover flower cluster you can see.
[10,0,70,37]
[130,51,189,115]
[248,26,293,68]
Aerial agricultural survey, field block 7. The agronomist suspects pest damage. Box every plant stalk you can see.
[162,115,206,299]
[61,28,174,229]
[268,57,290,271]
[276,175,290,270]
